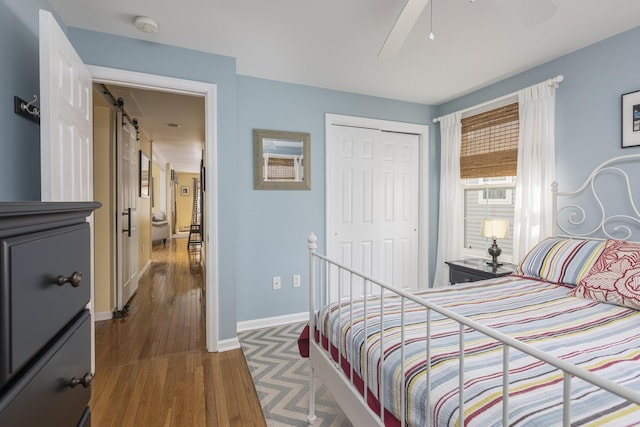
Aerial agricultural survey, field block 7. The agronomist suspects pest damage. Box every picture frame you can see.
[139,150,151,198]
[253,129,311,190]
[181,186,190,196]
[621,89,640,148]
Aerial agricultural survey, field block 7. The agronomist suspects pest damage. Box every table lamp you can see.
[480,218,510,267]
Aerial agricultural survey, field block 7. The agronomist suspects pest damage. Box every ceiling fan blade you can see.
[378,0,430,59]
[492,0,557,27]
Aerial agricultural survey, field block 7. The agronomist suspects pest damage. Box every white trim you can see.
[325,114,430,288]
[94,311,113,322]
[237,311,309,333]
[152,145,168,170]
[88,65,220,352]
[217,337,241,352]
[137,258,152,280]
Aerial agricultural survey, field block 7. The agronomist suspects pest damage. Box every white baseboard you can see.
[237,311,309,333]
[217,337,241,352]
[138,259,152,279]
[94,308,308,353]
[94,311,113,321]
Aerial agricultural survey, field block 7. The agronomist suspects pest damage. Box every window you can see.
[463,177,515,258]
[460,103,519,260]
[471,177,514,205]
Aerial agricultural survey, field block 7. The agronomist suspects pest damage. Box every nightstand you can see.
[445,259,516,285]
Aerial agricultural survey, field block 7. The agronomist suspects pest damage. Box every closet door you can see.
[327,124,420,300]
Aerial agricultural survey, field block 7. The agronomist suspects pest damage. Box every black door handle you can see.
[122,207,131,237]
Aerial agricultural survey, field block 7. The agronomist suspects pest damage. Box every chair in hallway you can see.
[152,210,169,246]
[188,177,202,251]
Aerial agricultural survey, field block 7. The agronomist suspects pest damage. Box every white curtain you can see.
[512,82,557,262]
[434,112,463,287]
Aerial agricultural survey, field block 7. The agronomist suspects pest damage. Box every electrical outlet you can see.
[272,276,281,290]
[293,274,301,288]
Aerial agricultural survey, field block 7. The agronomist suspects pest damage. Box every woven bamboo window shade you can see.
[460,102,519,179]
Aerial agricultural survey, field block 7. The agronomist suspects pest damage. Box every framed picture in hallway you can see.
[181,186,190,196]
[139,150,151,198]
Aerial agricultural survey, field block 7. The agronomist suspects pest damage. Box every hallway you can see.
[91,239,265,426]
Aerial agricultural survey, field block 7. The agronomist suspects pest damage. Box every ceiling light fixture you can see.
[134,16,159,33]
[167,123,181,128]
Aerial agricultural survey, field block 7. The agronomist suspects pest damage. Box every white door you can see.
[38,10,96,371]
[39,10,93,201]
[328,125,420,299]
[116,111,139,310]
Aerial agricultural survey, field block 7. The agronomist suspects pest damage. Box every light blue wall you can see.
[66,30,436,330]
[0,0,57,200]
[434,25,640,248]
[8,0,638,337]
[236,76,435,321]
[437,26,640,193]
[65,28,240,341]
[0,0,436,339]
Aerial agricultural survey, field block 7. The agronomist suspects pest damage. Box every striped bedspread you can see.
[318,276,640,426]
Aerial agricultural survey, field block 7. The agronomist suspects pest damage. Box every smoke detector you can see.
[134,16,159,33]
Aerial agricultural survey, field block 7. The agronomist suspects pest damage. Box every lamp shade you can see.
[480,218,510,239]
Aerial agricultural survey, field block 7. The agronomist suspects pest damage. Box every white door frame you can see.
[325,113,429,288]
[88,65,219,352]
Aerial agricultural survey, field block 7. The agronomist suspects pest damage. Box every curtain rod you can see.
[432,74,564,124]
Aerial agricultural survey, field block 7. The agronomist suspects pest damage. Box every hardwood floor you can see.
[91,238,265,427]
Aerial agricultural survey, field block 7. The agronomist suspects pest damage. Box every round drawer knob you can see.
[69,372,94,388]
[56,271,83,287]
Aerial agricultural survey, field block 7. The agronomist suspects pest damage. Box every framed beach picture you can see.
[139,150,151,198]
[621,89,640,148]
[181,186,190,196]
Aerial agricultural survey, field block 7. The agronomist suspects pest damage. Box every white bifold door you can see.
[327,125,420,301]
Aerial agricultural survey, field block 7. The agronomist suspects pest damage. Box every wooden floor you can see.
[91,238,265,427]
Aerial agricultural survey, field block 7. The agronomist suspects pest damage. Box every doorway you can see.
[90,66,219,352]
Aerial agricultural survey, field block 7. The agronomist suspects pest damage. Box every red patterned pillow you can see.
[572,240,640,309]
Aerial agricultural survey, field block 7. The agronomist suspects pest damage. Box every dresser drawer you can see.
[0,310,91,427]
[0,223,90,383]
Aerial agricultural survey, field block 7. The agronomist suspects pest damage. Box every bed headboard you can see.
[553,154,640,241]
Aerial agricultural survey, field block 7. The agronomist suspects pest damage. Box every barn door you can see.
[116,112,139,311]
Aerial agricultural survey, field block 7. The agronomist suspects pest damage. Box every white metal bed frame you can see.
[306,154,640,427]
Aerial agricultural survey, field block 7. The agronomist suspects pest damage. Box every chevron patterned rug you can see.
[239,322,352,427]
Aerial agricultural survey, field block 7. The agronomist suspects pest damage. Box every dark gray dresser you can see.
[0,202,99,427]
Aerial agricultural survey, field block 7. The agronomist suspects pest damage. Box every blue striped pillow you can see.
[515,238,606,286]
